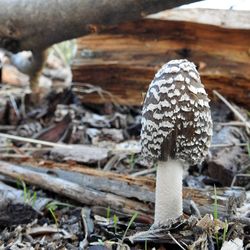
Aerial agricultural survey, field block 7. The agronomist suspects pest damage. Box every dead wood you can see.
[50,144,109,164]
[0,160,247,221]
[0,0,201,91]
[21,163,155,203]
[72,9,250,107]
[23,159,156,189]
[148,8,250,29]
[0,0,200,53]
[0,160,151,216]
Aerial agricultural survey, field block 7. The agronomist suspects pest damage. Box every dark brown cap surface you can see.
[141,59,212,166]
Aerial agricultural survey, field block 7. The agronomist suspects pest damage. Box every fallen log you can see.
[0,160,247,221]
[0,160,151,217]
[72,8,250,107]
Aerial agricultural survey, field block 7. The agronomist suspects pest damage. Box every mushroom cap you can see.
[141,59,213,166]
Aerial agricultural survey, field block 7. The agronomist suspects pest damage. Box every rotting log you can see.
[0,160,246,221]
[0,160,151,217]
[71,8,250,107]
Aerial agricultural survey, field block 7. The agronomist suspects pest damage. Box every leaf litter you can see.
[0,49,249,249]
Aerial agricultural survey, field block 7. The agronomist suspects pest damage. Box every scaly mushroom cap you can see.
[141,59,213,166]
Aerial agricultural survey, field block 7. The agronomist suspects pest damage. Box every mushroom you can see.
[141,59,213,227]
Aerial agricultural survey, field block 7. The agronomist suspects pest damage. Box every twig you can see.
[130,167,157,177]
[168,232,186,250]
[0,160,151,216]
[72,82,120,106]
[79,208,89,249]
[0,125,17,130]
[0,132,72,148]
[103,154,126,171]
[213,90,250,133]
[0,147,52,152]
[8,93,20,118]
[0,154,31,158]
[211,143,248,148]
[190,200,202,219]
[218,121,248,127]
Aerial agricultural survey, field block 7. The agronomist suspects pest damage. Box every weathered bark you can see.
[0,160,246,220]
[72,9,250,107]
[0,0,200,53]
[0,160,151,216]
[148,8,250,29]
[23,162,156,203]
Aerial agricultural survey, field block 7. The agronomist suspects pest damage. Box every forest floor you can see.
[0,49,249,250]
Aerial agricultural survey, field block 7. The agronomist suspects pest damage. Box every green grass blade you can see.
[213,185,219,247]
[122,212,138,243]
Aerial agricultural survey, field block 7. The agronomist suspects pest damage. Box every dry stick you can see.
[1,160,249,225]
[219,121,248,127]
[0,160,150,216]
[0,154,31,158]
[72,83,120,106]
[210,143,248,148]
[131,167,157,177]
[8,93,20,118]
[189,200,202,219]
[0,129,247,155]
[0,125,16,130]
[79,209,89,249]
[10,161,155,204]
[168,232,186,250]
[213,90,250,133]
[0,147,52,151]
[0,132,72,149]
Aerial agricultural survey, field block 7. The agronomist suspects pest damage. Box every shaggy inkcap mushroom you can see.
[141,59,212,226]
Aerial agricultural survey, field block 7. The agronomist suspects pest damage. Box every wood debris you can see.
[71,9,250,107]
[0,7,250,249]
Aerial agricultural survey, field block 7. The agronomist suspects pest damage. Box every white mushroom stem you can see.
[154,160,184,226]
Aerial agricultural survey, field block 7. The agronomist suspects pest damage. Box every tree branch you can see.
[0,0,201,52]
